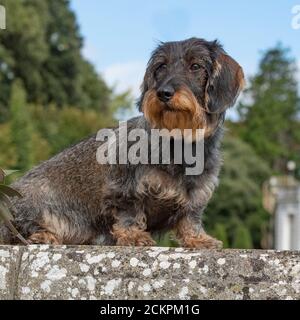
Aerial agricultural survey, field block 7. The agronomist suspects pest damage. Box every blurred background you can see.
[1,0,300,249]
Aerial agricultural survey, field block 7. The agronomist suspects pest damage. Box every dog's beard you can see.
[142,87,217,140]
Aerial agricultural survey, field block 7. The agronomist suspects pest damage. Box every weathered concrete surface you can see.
[0,246,21,299]
[0,245,300,300]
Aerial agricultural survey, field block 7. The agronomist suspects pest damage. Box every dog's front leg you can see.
[175,213,223,249]
[111,210,156,247]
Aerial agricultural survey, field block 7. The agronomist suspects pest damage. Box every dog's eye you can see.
[190,63,202,72]
[156,64,167,72]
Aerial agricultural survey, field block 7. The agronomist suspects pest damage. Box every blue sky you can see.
[71,0,300,110]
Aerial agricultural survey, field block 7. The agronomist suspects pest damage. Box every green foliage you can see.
[155,232,179,247]
[0,0,128,122]
[0,168,28,245]
[237,44,300,172]
[0,123,17,167]
[0,0,132,171]
[9,79,34,171]
[211,224,229,248]
[30,104,116,155]
[232,224,253,249]
[0,0,48,120]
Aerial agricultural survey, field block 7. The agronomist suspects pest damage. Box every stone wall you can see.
[0,245,300,300]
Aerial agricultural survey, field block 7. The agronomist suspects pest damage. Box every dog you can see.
[0,38,244,247]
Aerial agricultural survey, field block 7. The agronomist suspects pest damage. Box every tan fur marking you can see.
[27,231,61,245]
[175,216,223,249]
[112,225,156,246]
[142,88,216,139]
[179,234,223,249]
[236,64,246,93]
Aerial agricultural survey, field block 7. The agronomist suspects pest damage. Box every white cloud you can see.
[82,43,146,99]
[103,61,146,98]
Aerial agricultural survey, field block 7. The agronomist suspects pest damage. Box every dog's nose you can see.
[157,85,175,102]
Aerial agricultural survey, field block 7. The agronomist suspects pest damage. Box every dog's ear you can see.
[138,64,154,112]
[205,50,245,112]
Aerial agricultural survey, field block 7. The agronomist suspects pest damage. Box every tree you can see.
[0,0,129,122]
[9,79,33,171]
[41,0,112,110]
[0,0,48,121]
[237,44,300,172]
[0,123,17,168]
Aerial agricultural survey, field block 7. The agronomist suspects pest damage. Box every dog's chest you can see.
[135,168,199,225]
[136,167,184,200]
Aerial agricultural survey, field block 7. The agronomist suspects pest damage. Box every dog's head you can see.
[138,38,245,139]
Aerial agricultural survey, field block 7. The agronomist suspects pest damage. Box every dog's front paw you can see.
[181,234,223,249]
[112,225,156,247]
[116,234,156,247]
[27,231,61,245]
